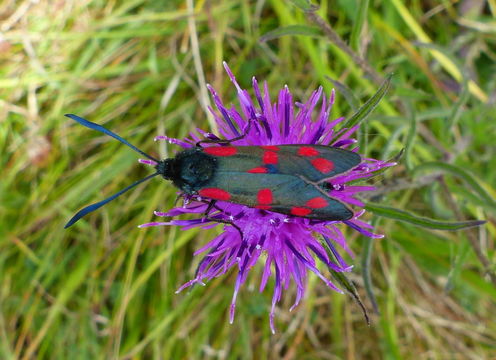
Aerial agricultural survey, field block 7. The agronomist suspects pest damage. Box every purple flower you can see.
[140,63,395,333]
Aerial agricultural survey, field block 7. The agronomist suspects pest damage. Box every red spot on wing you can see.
[204,146,237,157]
[298,146,319,157]
[261,145,280,151]
[311,158,334,173]
[255,205,272,210]
[263,151,278,164]
[198,188,231,201]
[248,166,268,173]
[305,197,328,209]
[257,188,273,205]
[290,207,312,216]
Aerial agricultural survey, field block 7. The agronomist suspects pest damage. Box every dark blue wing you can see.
[203,172,353,221]
[203,145,360,182]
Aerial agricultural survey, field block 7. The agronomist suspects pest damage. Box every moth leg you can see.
[203,199,217,215]
[202,200,244,240]
[221,119,252,144]
[204,216,244,240]
[173,192,186,207]
[196,120,252,147]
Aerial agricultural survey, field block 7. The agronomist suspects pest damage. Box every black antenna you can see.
[64,173,159,228]
[65,114,159,162]
[64,114,160,228]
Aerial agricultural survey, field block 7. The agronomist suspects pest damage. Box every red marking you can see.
[261,145,280,151]
[248,166,268,174]
[311,158,334,173]
[298,146,319,157]
[257,189,273,205]
[263,151,278,164]
[291,207,312,216]
[204,146,237,157]
[255,205,271,210]
[306,197,328,209]
[198,188,231,201]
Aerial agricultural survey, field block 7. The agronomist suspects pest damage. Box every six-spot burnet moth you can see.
[63,114,361,230]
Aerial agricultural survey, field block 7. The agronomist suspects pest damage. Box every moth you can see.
[64,114,360,229]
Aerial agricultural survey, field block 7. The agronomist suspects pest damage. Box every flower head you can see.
[140,63,394,333]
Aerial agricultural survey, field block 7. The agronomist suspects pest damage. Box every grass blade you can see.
[287,0,319,12]
[412,162,496,212]
[365,202,486,230]
[260,25,321,42]
[341,74,392,130]
[350,0,370,52]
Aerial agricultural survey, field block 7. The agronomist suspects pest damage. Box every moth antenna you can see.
[65,114,159,162]
[64,172,159,228]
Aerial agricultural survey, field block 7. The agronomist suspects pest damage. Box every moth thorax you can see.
[156,159,174,180]
[170,150,217,193]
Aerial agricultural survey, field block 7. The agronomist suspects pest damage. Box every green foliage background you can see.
[1,0,495,359]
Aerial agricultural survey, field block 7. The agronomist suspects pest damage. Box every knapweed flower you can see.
[140,63,394,333]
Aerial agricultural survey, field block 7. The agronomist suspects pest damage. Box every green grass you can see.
[1,0,495,358]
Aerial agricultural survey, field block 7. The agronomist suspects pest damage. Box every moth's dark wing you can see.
[210,145,361,182]
[268,175,353,220]
[276,145,361,182]
[204,171,353,221]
